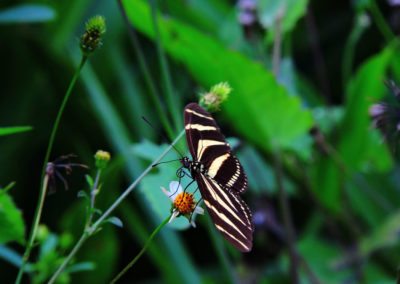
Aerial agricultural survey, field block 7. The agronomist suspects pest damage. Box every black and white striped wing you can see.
[196,174,253,252]
[184,103,253,252]
[184,103,248,193]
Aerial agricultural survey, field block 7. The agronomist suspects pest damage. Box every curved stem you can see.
[16,55,88,284]
[46,129,185,283]
[110,215,171,283]
[116,0,175,140]
[149,0,181,133]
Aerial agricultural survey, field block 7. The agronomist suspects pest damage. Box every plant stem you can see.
[15,55,88,284]
[87,169,101,227]
[47,129,185,283]
[368,0,394,43]
[116,0,175,140]
[110,215,171,283]
[48,232,88,284]
[272,8,283,77]
[149,0,182,132]
[273,146,299,284]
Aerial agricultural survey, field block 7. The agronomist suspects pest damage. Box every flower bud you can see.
[199,82,231,112]
[94,150,111,170]
[80,15,106,56]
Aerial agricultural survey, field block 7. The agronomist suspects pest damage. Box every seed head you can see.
[80,15,106,56]
[199,82,231,112]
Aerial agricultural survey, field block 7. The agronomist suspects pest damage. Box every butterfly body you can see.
[182,103,253,252]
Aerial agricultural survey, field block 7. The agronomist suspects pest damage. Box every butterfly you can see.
[181,103,253,252]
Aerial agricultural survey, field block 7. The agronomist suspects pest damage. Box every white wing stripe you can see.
[208,153,230,178]
[204,200,247,240]
[198,140,225,159]
[185,124,217,131]
[202,176,247,227]
[185,108,213,120]
[215,224,249,250]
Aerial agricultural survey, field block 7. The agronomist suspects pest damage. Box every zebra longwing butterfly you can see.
[181,103,253,252]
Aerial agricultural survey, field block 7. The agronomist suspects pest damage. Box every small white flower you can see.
[161,181,204,227]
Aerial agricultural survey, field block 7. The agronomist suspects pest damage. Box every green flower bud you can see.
[80,15,106,56]
[36,224,49,242]
[94,150,111,170]
[199,82,231,112]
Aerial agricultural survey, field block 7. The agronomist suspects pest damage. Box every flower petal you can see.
[194,206,204,215]
[161,186,173,201]
[169,181,182,200]
[168,209,180,223]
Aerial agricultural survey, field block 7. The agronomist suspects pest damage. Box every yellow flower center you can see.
[173,192,196,215]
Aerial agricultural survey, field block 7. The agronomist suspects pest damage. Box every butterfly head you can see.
[180,156,191,169]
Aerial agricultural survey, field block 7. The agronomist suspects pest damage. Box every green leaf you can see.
[0,190,25,245]
[122,0,313,153]
[105,216,123,228]
[312,45,395,213]
[0,5,56,24]
[0,126,32,136]
[360,210,400,256]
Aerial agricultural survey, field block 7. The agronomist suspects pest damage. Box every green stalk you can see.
[149,0,182,133]
[47,130,185,283]
[110,215,171,283]
[116,0,175,140]
[368,0,394,43]
[15,55,88,284]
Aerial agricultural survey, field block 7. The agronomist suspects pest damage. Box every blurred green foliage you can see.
[1,0,400,283]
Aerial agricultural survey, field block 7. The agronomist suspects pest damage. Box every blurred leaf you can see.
[312,45,395,213]
[0,190,25,245]
[312,107,344,134]
[123,0,313,154]
[66,262,95,273]
[258,0,308,36]
[360,210,400,256]
[297,237,351,283]
[105,216,123,228]
[0,126,32,136]
[0,5,56,24]
[0,245,33,271]
[85,175,94,188]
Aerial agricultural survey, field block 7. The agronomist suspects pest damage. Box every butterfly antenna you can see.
[152,158,181,168]
[142,116,185,157]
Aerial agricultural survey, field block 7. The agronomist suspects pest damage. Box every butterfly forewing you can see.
[184,103,253,252]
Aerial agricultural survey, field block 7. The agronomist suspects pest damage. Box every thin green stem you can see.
[87,169,101,227]
[47,129,185,283]
[116,0,175,140]
[342,13,369,90]
[16,55,88,284]
[110,215,171,283]
[273,146,299,284]
[368,0,394,43]
[48,233,89,284]
[272,9,283,77]
[149,0,181,132]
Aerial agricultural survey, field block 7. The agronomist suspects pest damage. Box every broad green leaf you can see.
[0,126,32,136]
[122,0,313,154]
[0,190,25,245]
[312,45,394,213]
[0,5,56,24]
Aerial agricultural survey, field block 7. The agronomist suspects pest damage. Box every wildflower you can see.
[94,150,111,170]
[369,80,400,148]
[80,15,106,55]
[46,154,88,192]
[161,181,204,227]
[199,82,232,112]
[237,0,258,27]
